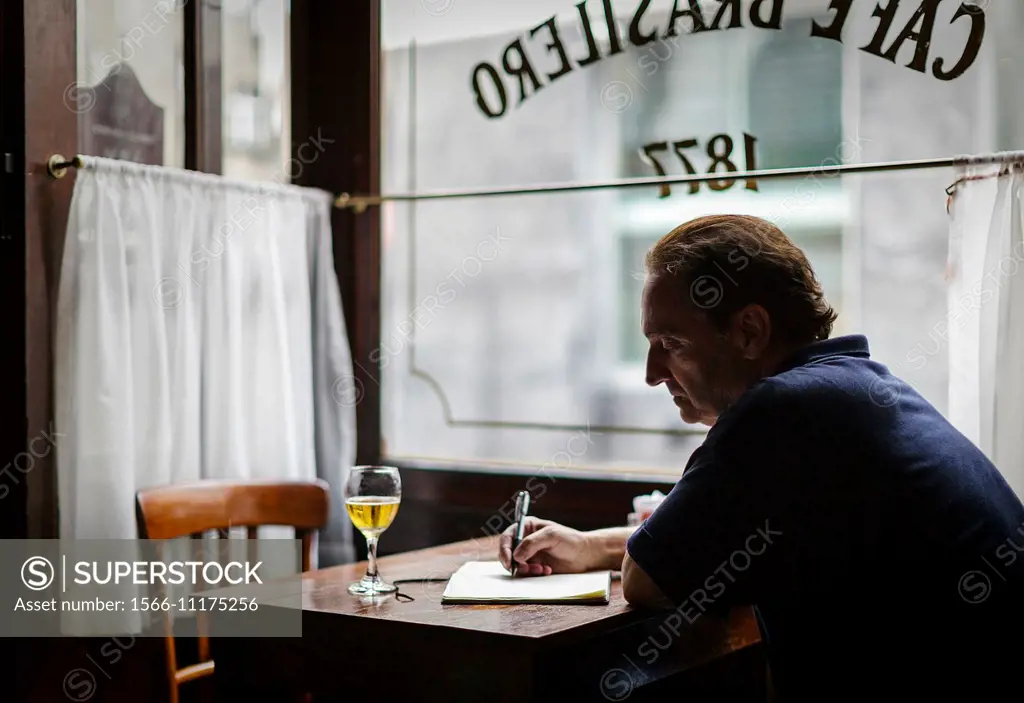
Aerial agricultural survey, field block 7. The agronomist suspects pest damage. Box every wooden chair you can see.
[135,478,330,703]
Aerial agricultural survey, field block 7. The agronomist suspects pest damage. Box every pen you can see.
[510,490,530,577]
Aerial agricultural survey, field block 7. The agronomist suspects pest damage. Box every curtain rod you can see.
[48,151,1024,211]
[45,154,331,202]
[334,152,1024,211]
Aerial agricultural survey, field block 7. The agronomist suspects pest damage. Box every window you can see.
[221,0,291,180]
[76,0,291,178]
[750,20,843,171]
[615,12,845,367]
[76,0,187,167]
[380,0,1018,477]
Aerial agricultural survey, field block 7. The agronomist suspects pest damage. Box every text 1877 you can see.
[640,133,759,197]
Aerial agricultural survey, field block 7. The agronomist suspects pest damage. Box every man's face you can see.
[641,274,750,426]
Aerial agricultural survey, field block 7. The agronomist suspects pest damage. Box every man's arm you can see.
[622,550,673,609]
[585,526,640,570]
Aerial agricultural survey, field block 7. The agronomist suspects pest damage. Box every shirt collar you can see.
[774,334,871,375]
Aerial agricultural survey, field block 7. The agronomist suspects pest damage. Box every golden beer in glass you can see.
[344,466,401,595]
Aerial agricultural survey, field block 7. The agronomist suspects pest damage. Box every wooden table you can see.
[211,536,763,702]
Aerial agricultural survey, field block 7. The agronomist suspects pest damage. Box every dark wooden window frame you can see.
[184,0,223,173]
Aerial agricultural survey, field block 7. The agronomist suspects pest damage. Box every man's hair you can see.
[644,214,837,344]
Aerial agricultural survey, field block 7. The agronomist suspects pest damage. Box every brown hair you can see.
[644,215,837,344]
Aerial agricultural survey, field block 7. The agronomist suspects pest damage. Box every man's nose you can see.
[645,348,669,387]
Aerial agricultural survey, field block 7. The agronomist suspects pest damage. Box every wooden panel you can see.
[23,0,76,539]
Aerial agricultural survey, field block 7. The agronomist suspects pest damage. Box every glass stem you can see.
[366,535,379,580]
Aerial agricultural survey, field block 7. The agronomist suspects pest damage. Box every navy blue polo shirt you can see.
[627,335,1024,700]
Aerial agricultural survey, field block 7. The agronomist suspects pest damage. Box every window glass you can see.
[76,0,187,167]
[380,0,1019,476]
[221,0,291,180]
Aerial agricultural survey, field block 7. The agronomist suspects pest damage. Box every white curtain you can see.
[947,159,1024,500]
[55,156,356,566]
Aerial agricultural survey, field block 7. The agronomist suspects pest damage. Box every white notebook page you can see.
[441,561,611,603]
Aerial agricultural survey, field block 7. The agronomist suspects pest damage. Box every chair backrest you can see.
[136,479,330,570]
[135,479,330,703]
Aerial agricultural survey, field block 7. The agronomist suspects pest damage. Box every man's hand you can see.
[498,517,635,576]
[498,517,594,576]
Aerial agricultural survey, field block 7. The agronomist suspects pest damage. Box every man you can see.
[498,215,1024,700]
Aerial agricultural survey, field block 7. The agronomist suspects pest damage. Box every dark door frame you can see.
[0,0,77,540]
[291,0,382,470]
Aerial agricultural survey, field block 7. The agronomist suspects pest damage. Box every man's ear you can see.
[732,304,772,359]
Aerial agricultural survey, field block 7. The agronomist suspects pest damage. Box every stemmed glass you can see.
[344,465,401,595]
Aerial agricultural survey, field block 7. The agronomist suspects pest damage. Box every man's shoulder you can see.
[771,352,885,399]
[703,354,906,460]
[750,352,898,416]
[719,358,874,425]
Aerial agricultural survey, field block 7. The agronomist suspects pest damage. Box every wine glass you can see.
[344,465,401,595]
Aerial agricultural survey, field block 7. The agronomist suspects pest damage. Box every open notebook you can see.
[441,561,611,604]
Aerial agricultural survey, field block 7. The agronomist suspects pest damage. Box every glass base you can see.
[348,574,397,595]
